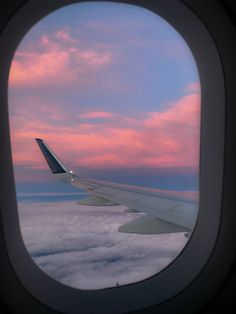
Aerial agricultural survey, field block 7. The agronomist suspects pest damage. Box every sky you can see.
[8,1,201,186]
[8,2,200,289]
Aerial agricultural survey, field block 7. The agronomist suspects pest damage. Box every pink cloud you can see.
[10,50,69,86]
[184,82,201,94]
[55,29,79,45]
[10,91,201,172]
[9,30,112,88]
[80,111,115,119]
[145,94,200,129]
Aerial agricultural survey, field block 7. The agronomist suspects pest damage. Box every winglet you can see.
[35,138,70,174]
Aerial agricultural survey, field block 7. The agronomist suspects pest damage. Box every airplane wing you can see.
[35,138,198,235]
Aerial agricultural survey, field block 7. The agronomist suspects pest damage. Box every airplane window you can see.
[8,1,200,290]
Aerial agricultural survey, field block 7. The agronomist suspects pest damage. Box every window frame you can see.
[0,1,229,313]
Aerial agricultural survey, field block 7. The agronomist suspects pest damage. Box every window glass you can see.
[8,2,200,290]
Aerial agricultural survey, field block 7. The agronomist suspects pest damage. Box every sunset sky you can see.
[8,2,200,290]
[8,2,201,189]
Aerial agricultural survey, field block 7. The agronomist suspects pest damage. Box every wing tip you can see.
[35,137,69,174]
[35,138,43,142]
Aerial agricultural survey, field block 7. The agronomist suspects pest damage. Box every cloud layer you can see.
[10,30,112,89]
[8,2,201,182]
[10,91,200,174]
[18,199,188,289]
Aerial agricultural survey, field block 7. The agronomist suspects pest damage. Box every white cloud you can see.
[18,199,188,290]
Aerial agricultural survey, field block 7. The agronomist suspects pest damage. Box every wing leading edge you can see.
[35,138,198,235]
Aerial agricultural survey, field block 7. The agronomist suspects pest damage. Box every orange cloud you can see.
[10,91,201,172]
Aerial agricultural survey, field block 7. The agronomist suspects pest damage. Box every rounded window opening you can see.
[8,1,201,290]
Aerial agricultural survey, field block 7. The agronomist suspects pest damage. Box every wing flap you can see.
[118,215,189,234]
[123,208,139,213]
[78,196,119,206]
[137,196,180,210]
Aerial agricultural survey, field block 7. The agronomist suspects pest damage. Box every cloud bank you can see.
[18,199,188,290]
[10,91,200,175]
[9,30,112,88]
[8,2,201,182]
